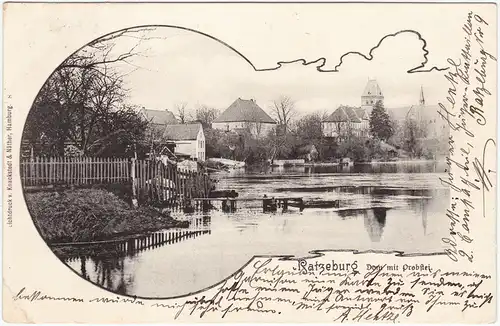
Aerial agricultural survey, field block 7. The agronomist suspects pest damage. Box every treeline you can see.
[199,99,448,164]
[23,26,446,165]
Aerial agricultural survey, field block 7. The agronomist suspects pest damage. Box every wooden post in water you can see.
[130,158,138,208]
[298,198,304,212]
[231,199,237,212]
[283,199,288,212]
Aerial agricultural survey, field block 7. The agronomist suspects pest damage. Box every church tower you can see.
[361,78,384,115]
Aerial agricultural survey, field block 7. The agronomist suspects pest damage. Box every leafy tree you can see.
[294,112,324,141]
[293,111,333,160]
[403,118,423,158]
[88,105,148,157]
[369,100,393,141]
[337,135,369,162]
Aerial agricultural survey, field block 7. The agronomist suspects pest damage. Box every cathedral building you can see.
[322,79,448,146]
[322,78,382,139]
[361,78,384,116]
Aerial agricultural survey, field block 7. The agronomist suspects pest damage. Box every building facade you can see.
[361,79,384,115]
[322,106,370,138]
[163,123,206,161]
[212,98,276,137]
[322,79,383,139]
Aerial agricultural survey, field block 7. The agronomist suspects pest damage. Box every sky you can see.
[74,4,490,119]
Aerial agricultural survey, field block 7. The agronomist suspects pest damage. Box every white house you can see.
[212,98,276,137]
[322,79,383,139]
[322,106,370,139]
[163,123,206,161]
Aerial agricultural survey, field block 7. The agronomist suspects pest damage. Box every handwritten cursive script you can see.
[437,11,496,263]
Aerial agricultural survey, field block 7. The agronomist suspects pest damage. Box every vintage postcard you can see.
[2,2,497,323]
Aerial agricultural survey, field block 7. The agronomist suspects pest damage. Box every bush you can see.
[25,188,187,243]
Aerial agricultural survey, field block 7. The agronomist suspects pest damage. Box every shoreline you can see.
[283,159,443,167]
[48,223,189,247]
[212,159,444,171]
[25,188,189,244]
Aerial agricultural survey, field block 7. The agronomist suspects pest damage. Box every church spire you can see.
[419,85,425,106]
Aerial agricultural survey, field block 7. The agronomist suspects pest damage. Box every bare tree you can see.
[266,96,297,161]
[195,105,219,129]
[174,102,190,124]
[23,27,156,156]
[270,96,297,133]
[318,109,331,123]
[58,27,158,73]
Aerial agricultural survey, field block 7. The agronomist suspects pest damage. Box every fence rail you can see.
[132,159,211,205]
[20,156,212,208]
[20,157,130,186]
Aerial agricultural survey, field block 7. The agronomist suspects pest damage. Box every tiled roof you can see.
[324,106,364,123]
[362,79,383,97]
[388,104,440,121]
[142,108,178,125]
[214,98,275,124]
[354,108,369,120]
[163,123,202,141]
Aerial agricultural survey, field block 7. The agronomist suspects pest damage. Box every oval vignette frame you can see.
[19,22,450,300]
[19,24,270,300]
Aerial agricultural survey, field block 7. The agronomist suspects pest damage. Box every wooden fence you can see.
[20,156,212,207]
[132,159,211,206]
[20,157,130,186]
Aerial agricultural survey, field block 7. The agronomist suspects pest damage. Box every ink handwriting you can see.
[12,258,495,322]
[438,11,496,263]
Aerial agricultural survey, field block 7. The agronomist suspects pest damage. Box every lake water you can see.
[64,161,449,298]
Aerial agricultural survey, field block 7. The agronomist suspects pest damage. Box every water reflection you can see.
[61,162,448,298]
[64,215,212,295]
[239,161,446,176]
[363,208,388,242]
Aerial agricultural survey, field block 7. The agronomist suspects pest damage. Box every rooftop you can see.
[362,79,383,97]
[141,108,178,125]
[324,106,368,123]
[163,123,202,141]
[214,98,276,124]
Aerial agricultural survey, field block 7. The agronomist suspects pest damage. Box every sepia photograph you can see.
[18,23,455,299]
[3,2,497,323]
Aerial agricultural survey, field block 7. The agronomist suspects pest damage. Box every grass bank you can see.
[25,188,188,244]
